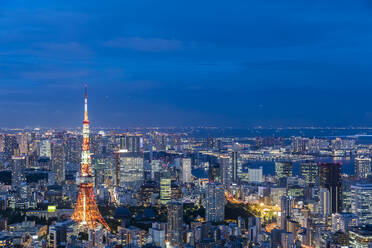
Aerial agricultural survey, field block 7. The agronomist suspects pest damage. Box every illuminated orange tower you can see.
[71,86,110,231]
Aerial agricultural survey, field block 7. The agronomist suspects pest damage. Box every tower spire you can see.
[71,85,110,231]
[84,84,88,122]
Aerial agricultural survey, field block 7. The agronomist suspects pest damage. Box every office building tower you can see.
[319,188,331,217]
[150,160,162,181]
[16,133,28,155]
[149,223,166,248]
[331,213,359,232]
[182,158,192,184]
[300,161,319,184]
[120,134,142,153]
[209,163,221,183]
[167,201,183,247]
[160,177,171,205]
[149,135,153,162]
[280,196,293,230]
[248,166,263,183]
[11,156,26,186]
[219,155,231,185]
[115,149,144,190]
[232,151,239,182]
[351,183,372,225]
[354,157,371,179]
[52,140,66,185]
[349,225,372,248]
[281,232,294,248]
[48,223,68,248]
[275,162,292,179]
[40,140,52,158]
[206,183,225,222]
[4,135,18,161]
[320,163,342,213]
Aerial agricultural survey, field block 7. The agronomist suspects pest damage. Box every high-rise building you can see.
[319,188,331,217]
[181,158,192,184]
[167,201,183,247]
[115,149,144,190]
[281,232,294,248]
[206,183,225,222]
[40,140,52,158]
[280,196,294,230]
[300,161,319,184]
[351,183,372,225]
[232,151,239,182]
[248,167,263,183]
[48,222,68,248]
[349,225,372,248]
[219,155,231,185]
[354,157,371,179]
[149,223,166,248]
[16,133,28,155]
[331,213,359,232]
[320,163,342,214]
[4,135,18,161]
[160,177,171,205]
[120,134,142,153]
[11,156,26,186]
[51,140,66,185]
[275,162,292,179]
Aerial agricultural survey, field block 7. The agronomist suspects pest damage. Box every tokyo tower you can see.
[71,86,110,231]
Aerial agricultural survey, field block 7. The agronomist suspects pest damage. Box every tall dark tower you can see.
[319,163,342,214]
[71,86,110,231]
[232,151,239,182]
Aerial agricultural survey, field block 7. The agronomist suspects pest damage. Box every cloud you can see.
[103,37,183,52]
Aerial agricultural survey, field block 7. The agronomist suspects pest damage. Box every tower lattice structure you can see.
[71,86,110,231]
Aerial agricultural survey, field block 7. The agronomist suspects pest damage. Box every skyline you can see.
[1,1,372,127]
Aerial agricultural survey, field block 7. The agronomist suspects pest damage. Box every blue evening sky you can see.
[1,0,372,127]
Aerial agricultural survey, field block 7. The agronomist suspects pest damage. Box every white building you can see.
[351,183,372,225]
[182,158,192,184]
[354,157,371,179]
[116,149,144,190]
[40,140,51,158]
[206,183,225,222]
[248,167,263,183]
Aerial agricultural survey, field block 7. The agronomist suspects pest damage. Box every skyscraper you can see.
[11,156,26,186]
[354,157,371,179]
[120,134,142,153]
[320,163,342,214]
[51,140,66,185]
[275,162,292,179]
[319,188,331,217]
[167,201,183,247]
[248,167,263,183]
[71,86,110,231]
[300,161,319,184]
[160,176,171,205]
[206,183,225,222]
[181,158,192,184]
[40,140,52,158]
[280,196,294,230]
[115,149,144,190]
[232,151,239,183]
[16,133,28,155]
[351,183,372,225]
[219,155,231,185]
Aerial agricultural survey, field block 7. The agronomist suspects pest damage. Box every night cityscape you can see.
[2,1,372,248]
